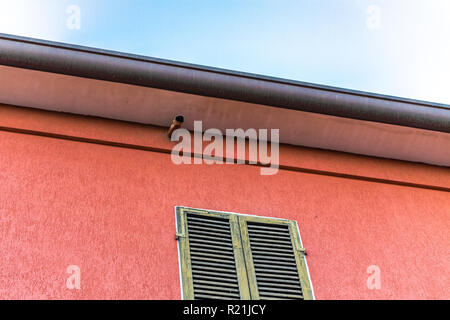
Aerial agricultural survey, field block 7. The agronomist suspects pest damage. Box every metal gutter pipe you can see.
[0,33,449,133]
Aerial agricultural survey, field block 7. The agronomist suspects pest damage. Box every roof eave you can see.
[0,33,449,134]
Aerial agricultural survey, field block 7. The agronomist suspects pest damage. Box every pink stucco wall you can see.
[0,105,449,299]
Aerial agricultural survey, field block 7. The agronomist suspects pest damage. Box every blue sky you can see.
[1,0,449,104]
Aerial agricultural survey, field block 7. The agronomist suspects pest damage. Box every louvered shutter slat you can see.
[192,272,238,281]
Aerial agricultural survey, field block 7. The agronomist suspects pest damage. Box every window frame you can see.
[176,206,314,300]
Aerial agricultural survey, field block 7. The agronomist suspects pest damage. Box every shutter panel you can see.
[177,207,313,300]
[243,221,306,300]
[186,213,242,300]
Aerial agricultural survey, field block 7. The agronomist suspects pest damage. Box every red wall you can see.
[0,105,449,299]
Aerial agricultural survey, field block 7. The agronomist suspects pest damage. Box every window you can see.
[176,207,314,300]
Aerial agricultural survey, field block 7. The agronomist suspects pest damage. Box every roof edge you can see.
[1,33,449,133]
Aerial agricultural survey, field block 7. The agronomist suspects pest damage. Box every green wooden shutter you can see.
[176,208,251,300]
[176,207,313,300]
[238,215,313,300]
